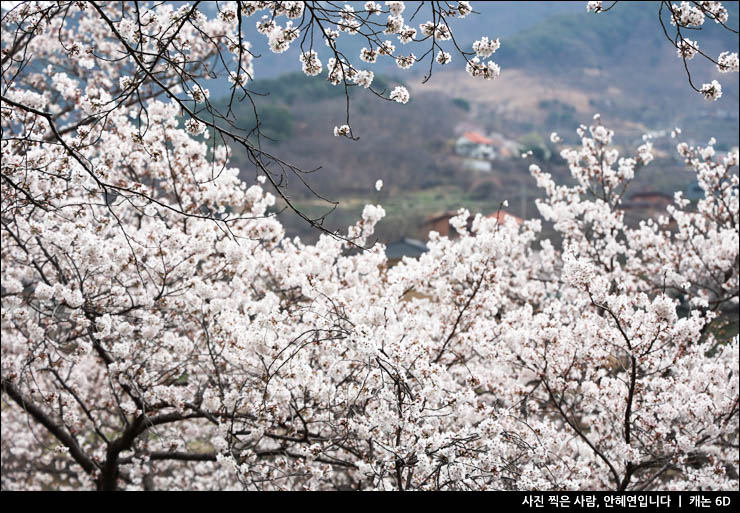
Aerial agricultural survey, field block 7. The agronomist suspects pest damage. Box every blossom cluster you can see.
[3,67,738,490]
[1,0,738,493]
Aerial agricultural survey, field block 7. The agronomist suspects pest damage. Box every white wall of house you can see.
[455,137,496,160]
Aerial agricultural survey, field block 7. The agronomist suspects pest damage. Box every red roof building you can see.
[461,131,494,146]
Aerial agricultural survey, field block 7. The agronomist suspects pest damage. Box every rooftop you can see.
[460,131,495,146]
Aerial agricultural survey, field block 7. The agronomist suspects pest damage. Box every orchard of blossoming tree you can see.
[1,1,738,491]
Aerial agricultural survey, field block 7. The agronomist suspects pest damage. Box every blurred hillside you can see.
[209,1,739,244]
[199,2,585,86]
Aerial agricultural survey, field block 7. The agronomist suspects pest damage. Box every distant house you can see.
[502,140,525,159]
[420,210,523,240]
[618,191,674,223]
[487,132,525,160]
[420,210,459,239]
[385,238,428,266]
[623,191,673,211]
[455,131,496,161]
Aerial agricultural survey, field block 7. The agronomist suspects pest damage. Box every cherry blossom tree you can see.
[1,0,499,238]
[1,1,738,491]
